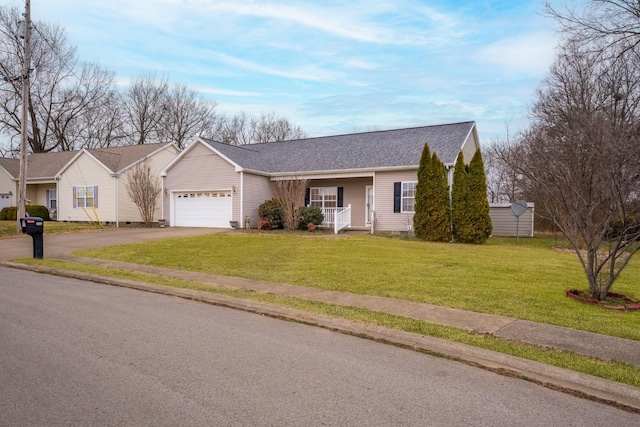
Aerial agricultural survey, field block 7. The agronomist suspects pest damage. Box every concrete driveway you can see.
[0,227,225,262]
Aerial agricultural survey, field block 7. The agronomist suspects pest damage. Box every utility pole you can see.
[16,0,30,232]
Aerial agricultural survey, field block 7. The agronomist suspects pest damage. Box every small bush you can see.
[0,205,50,221]
[259,218,273,230]
[306,222,316,232]
[1,206,17,221]
[298,206,324,230]
[26,205,50,221]
[257,199,283,229]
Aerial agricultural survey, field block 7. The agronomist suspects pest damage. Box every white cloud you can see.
[206,51,342,82]
[179,0,463,46]
[198,87,262,97]
[474,32,558,77]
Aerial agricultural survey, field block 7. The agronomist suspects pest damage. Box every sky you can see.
[24,0,566,144]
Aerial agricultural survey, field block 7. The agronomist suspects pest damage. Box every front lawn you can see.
[0,220,103,238]
[76,233,640,340]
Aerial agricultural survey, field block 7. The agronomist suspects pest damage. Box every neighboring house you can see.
[161,121,482,233]
[0,157,19,211]
[0,143,178,225]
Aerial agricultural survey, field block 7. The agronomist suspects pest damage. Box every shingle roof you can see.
[0,157,19,178]
[0,142,172,180]
[27,151,78,179]
[86,143,170,173]
[201,121,476,174]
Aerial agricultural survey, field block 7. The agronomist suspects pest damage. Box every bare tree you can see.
[517,40,640,300]
[208,111,307,145]
[123,72,168,145]
[545,1,640,58]
[483,125,526,204]
[272,178,309,230]
[75,90,127,148]
[157,83,218,149]
[125,158,162,227]
[0,6,119,153]
[251,111,306,143]
[0,6,305,153]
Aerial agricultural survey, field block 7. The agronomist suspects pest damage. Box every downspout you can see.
[114,174,119,228]
[161,175,165,222]
[239,171,244,228]
[55,177,60,222]
[371,172,375,235]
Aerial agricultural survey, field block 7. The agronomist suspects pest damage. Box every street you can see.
[1,267,638,426]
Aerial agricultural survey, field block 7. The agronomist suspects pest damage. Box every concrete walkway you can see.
[2,228,640,411]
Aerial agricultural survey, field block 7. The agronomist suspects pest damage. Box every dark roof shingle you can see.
[0,143,172,180]
[202,121,475,174]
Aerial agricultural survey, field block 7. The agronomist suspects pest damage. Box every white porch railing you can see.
[320,205,351,234]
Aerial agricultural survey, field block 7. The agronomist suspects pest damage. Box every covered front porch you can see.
[304,176,374,234]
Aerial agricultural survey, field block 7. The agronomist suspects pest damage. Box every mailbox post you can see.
[20,217,44,259]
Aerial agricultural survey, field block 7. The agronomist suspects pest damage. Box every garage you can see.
[0,193,11,210]
[173,191,232,228]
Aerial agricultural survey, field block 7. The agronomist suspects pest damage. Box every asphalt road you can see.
[1,267,638,426]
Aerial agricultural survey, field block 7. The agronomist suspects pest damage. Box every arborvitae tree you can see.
[413,143,432,239]
[429,152,452,242]
[414,143,451,242]
[467,148,492,243]
[451,151,474,243]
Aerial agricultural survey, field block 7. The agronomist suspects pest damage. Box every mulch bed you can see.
[566,289,640,311]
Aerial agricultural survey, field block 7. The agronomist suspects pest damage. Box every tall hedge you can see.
[451,151,475,242]
[414,143,451,242]
[467,148,492,243]
[413,143,431,239]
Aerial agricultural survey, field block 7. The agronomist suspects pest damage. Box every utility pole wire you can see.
[16,0,29,232]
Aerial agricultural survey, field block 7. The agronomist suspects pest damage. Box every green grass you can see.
[0,220,105,238]
[75,233,640,340]
[15,257,640,388]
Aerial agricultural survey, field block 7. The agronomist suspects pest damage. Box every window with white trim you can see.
[310,187,337,209]
[74,186,96,208]
[402,181,417,213]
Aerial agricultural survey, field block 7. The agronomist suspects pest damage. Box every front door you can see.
[365,185,373,225]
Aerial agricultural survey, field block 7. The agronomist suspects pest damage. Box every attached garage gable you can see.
[173,191,232,228]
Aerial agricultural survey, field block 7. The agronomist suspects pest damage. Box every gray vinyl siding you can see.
[243,172,273,228]
[489,204,535,237]
[373,170,418,232]
[163,143,240,225]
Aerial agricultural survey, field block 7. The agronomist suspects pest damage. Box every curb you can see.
[4,260,640,413]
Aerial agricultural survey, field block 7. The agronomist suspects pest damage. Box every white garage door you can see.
[0,194,11,210]
[174,191,232,228]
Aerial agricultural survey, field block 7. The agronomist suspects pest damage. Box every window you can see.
[74,186,97,208]
[46,189,57,210]
[401,181,417,213]
[309,187,337,209]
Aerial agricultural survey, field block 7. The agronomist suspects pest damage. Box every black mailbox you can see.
[20,217,44,259]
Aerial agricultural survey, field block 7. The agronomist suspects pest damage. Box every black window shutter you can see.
[337,187,343,208]
[304,188,310,206]
[393,182,401,213]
